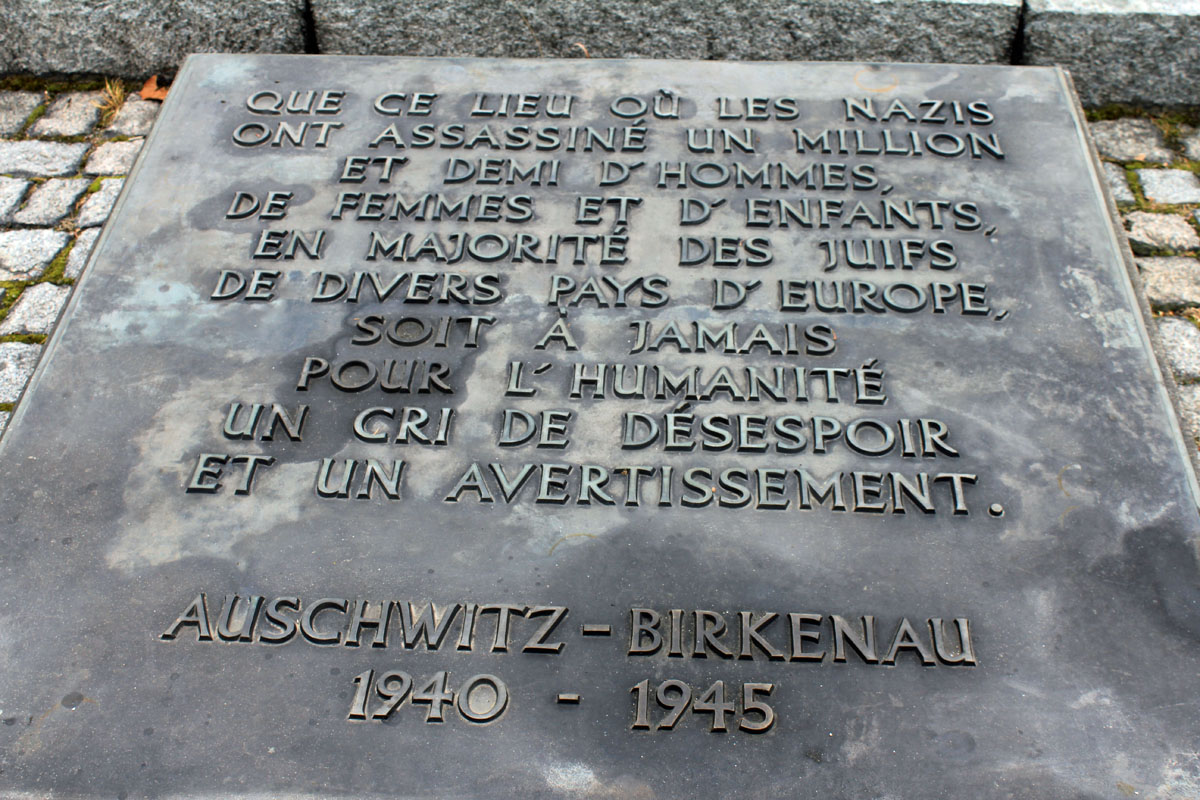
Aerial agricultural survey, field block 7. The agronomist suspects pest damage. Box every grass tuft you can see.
[95,78,126,128]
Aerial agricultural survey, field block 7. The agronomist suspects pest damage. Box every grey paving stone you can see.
[0,342,41,404]
[1157,316,1200,381]
[0,91,42,137]
[10,178,89,226]
[0,411,9,438]
[1024,0,1200,107]
[1088,119,1173,164]
[0,283,70,336]
[1184,128,1200,162]
[1175,382,1200,440]
[0,1,305,76]
[63,227,100,279]
[0,229,70,280]
[0,141,88,177]
[76,178,124,228]
[1138,257,1200,310]
[0,176,29,223]
[28,91,102,138]
[84,140,141,176]
[313,0,1021,63]
[1126,211,1200,253]
[1137,169,1200,204]
[1102,162,1135,203]
[104,95,159,137]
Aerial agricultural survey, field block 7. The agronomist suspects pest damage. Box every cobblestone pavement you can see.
[0,80,157,435]
[1090,115,1200,444]
[1,81,1199,449]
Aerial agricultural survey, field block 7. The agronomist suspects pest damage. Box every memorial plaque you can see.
[2,55,1199,798]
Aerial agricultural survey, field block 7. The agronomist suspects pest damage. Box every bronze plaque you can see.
[1,56,1197,798]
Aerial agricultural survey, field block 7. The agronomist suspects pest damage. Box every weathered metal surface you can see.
[0,55,1198,798]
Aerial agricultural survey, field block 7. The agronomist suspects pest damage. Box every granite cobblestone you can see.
[1138,258,1200,310]
[0,141,89,176]
[1157,318,1200,382]
[0,177,30,223]
[28,91,102,138]
[0,343,41,404]
[10,178,89,226]
[1101,163,1134,204]
[0,92,43,137]
[77,179,123,228]
[1177,384,1200,442]
[0,283,71,336]
[84,140,141,176]
[1124,212,1200,254]
[104,96,158,138]
[1184,130,1200,163]
[1089,119,1173,164]
[0,229,69,280]
[63,228,100,280]
[1137,170,1200,205]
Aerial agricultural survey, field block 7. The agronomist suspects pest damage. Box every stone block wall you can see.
[311,0,1022,64]
[0,0,1197,107]
[1023,0,1200,106]
[0,1,306,78]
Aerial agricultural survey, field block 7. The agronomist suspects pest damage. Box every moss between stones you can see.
[0,238,77,322]
[0,76,106,94]
[0,333,47,345]
[1114,163,1200,227]
[1123,165,1146,205]
[0,284,19,315]
[38,134,89,144]
[1087,105,1200,128]
[39,238,74,284]
[16,103,47,138]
